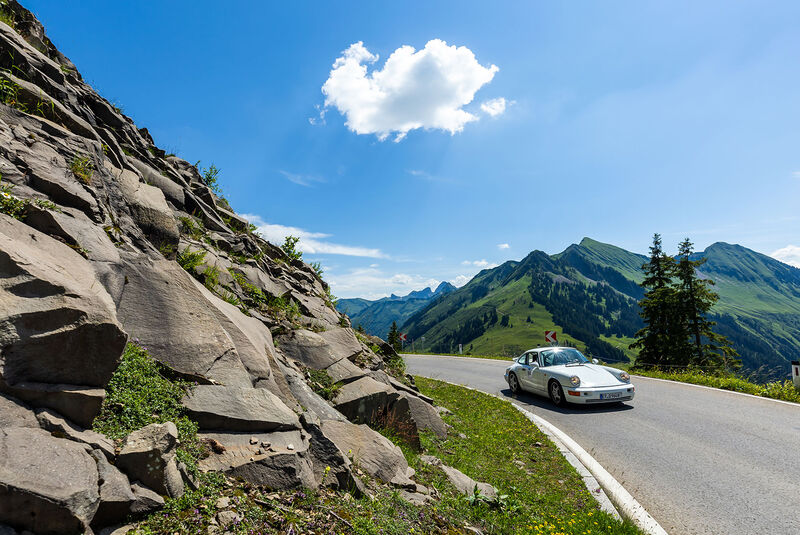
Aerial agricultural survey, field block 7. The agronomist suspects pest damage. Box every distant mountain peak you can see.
[434,281,456,294]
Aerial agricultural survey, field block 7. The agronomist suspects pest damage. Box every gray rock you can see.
[0,393,38,428]
[0,215,126,421]
[277,328,366,382]
[115,253,259,387]
[0,427,99,533]
[300,413,358,493]
[117,168,180,250]
[182,385,299,432]
[36,408,115,460]
[400,392,448,439]
[398,490,430,506]
[117,423,183,498]
[89,450,135,528]
[22,205,120,264]
[128,157,186,209]
[281,364,346,423]
[197,430,314,490]
[129,482,164,515]
[332,376,392,423]
[332,377,420,448]
[0,382,106,429]
[320,420,414,488]
[437,464,497,502]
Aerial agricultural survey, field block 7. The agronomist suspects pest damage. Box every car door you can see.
[516,352,533,389]
[527,352,546,393]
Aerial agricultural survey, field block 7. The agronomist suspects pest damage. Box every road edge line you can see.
[433,378,667,535]
[632,374,799,407]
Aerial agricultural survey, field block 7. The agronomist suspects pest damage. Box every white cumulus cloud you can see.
[321,39,500,141]
[241,214,385,258]
[481,97,508,117]
[771,245,800,268]
[497,243,510,250]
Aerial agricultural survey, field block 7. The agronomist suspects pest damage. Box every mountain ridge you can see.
[397,237,798,377]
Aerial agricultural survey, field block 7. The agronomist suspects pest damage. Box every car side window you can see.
[517,355,527,365]
[529,352,539,366]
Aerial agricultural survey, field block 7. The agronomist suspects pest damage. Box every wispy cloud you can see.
[497,243,510,250]
[241,214,385,258]
[279,170,326,187]
[481,97,510,117]
[771,245,800,268]
[407,169,455,184]
[461,259,498,269]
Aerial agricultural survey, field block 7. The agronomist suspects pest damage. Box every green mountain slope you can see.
[401,238,800,378]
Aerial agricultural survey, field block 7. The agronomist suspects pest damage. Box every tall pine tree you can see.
[631,234,683,366]
[674,238,740,369]
[387,321,401,353]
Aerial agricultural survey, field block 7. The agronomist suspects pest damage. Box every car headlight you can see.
[619,372,630,382]
[569,375,580,387]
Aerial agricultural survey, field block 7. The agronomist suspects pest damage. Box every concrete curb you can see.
[511,405,667,535]
[434,378,667,535]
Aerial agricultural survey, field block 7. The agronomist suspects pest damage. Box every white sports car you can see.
[504,346,635,406]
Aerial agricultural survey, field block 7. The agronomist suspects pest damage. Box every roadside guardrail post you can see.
[792,361,800,391]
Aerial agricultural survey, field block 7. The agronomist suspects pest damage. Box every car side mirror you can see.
[592,358,599,364]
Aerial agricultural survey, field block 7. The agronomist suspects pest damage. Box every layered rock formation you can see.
[0,2,445,532]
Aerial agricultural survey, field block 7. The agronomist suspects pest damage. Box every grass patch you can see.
[92,343,207,473]
[69,153,93,185]
[0,7,15,29]
[228,269,300,321]
[1,178,60,220]
[177,247,206,271]
[629,368,800,404]
[411,377,643,534]
[304,368,342,401]
[178,215,205,241]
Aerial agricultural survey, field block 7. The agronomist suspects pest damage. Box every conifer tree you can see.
[674,238,740,369]
[631,234,683,366]
[387,321,401,352]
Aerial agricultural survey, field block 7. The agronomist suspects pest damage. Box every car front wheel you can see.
[509,373,521,395]
[549,380,566,407]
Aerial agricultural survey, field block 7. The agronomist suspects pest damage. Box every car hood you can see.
[547,364,624,387]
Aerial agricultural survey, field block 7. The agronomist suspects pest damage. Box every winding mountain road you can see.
[405,354,800,535]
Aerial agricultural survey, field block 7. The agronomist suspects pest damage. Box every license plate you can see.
[600,392,621,399]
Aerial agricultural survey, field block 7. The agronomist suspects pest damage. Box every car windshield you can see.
[540,348,589,367]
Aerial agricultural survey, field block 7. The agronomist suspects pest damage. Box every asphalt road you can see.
[405,354,800,535]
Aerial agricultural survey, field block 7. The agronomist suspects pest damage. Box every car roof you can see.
[524,346,578,352]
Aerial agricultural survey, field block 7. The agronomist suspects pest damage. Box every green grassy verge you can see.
[626,368,800,404]
[412,377,642,535]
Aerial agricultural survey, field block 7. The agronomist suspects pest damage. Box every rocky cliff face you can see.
[0,3,444,533]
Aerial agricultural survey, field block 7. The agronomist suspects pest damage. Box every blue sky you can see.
[27,1,800,298]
